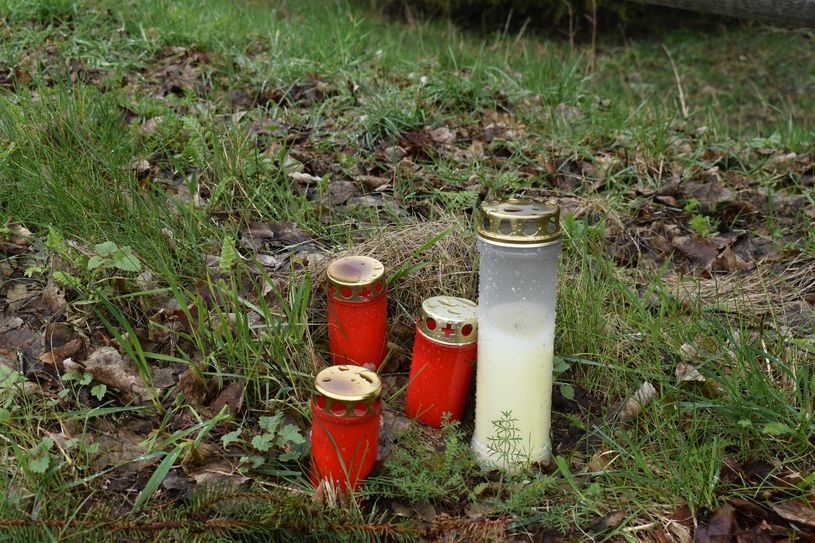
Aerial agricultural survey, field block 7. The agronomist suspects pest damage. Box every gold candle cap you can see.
[327,256,386,302]
[477,198,561,247]
[418,296,478,346]
[314,365,382,415]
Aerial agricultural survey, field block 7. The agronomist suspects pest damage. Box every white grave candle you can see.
[472,199,562,471]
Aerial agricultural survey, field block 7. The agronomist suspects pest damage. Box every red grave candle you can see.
[404,296,478,428]
[326,256,388,371]
[310,365,382,492]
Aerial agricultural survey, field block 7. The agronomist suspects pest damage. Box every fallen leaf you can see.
[676,361,706,382]
[686,180,736,214]
[355,175,390,191]
[189,458,248,489]
[429,126,455,145]
[672,235,720,270]
[694,504,735,543]
[587,510,625,535]
[0,223,33,255]
[769,499,815,529]
[321,179,359,207]
[207,380,244,416]
[289,172,322,186]
[615,381,657,423]
[67,347,151,403]
[245,221,312,247]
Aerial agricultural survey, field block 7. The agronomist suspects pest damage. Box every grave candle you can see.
[471,198,562,470]
[404,296,478,428]
[326,256,388,371]
[310,365,382,492]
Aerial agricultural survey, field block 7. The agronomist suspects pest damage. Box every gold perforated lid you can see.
[477,198,561,247]
[327,256,386,302]
[315,365,382,404]
[418,296,478,345]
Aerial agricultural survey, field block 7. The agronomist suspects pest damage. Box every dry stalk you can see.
[662,44,689,119]
[663,257,815,328]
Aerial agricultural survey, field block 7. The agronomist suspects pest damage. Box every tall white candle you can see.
[471,301,554,470]
[472,198,562,472]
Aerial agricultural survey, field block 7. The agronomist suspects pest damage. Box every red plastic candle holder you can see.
[310,365,382,492]
[404,296,478,428]
[326,256,388,371]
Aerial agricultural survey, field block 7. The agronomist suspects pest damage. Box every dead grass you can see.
[303,216,479,332]
[665,256,815,330]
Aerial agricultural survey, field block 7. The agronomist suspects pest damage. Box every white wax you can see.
[472,301,554,470]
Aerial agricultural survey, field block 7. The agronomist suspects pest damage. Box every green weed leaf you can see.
[0,366,24,390]
[46,226,67,254]
[91,383,107,401]
[24,265,47,277]
[251,433,275,452]
[28,438,54,474]
[87,255,105,270]
[219,236,238,272]
[762,422,793,436]
[553,356,570,375]
[53,271,82,289]
[277,424,305,446]
[113,246,141,272]
[258,414,283,434]
[94,241,118,256]
[222,429,241,448]
[559,383,575,401]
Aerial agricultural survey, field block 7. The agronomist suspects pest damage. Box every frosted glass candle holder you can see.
[471,198,562,470]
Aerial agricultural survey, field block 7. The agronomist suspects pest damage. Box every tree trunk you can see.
[632,0,815,26]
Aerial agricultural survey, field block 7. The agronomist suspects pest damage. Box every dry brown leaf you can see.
[0,223,33,255]
[207,380,244,416]
[676,360,706,382]
[616,381,657,423]
[694,504,735,542]
[67,347,151,403]
[587,510,625,535]
[429,126,456,145]
[91,426,155,473]
[321,179,359,207]
[289,171,322,186]
[246,221,312,246]
[355,175,390,191]
[672,235,720,270]
[769,500,815,529]
[189,458,248,489]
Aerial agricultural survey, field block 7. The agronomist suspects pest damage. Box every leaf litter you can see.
[1,16,815,542]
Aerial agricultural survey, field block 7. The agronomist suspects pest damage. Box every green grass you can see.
[1,0,814,540]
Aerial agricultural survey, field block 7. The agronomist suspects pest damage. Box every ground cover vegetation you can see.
[0,0,814,540]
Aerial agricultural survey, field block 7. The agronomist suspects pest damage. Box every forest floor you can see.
[1,1,814,541]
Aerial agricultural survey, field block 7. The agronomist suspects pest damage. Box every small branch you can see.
[590,0,598,73]
[662,44,689,119]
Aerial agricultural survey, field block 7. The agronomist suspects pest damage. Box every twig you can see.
[514,17,531,46]
[590,0,598,73]
[662,44,689,118]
